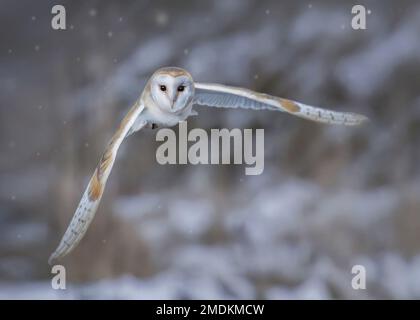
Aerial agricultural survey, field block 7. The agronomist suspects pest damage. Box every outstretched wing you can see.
[48,100,147,265]
[193,83,368,125]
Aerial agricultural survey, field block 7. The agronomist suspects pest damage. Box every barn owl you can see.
[48,67,368,264]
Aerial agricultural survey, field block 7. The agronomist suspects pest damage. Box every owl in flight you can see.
[48,67,368,264]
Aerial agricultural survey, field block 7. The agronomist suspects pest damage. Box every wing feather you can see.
[48,100,146,265]
[194,83,368,126]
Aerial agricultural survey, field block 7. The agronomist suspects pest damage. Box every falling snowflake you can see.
[89,8,97,17]
[155,11,168,27]
[265,9,270,15]
[34,45,40,51]
[184,48,189,55]
[31,16,36,21]
[107,31,113,38]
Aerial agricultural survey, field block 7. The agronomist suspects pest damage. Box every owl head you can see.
[150,67,195,113]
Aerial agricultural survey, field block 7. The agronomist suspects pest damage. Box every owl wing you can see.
[48,100,147,265]
[193,83,368,125]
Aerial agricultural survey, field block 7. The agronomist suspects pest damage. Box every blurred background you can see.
[0,0,420,299]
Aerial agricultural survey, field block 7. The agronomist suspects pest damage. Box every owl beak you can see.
[171,96,177,109]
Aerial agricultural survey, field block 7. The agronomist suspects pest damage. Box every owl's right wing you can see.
[48,100,147,265]
[193,83,368,125]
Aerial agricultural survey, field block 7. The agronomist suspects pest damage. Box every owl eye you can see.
[177,85,185,92]
[160,85,167,92]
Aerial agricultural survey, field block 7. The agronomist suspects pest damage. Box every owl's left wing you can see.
[48,100,147,265]
[193,83,368,126]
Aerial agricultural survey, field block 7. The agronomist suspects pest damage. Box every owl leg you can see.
[145,123,158,129]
